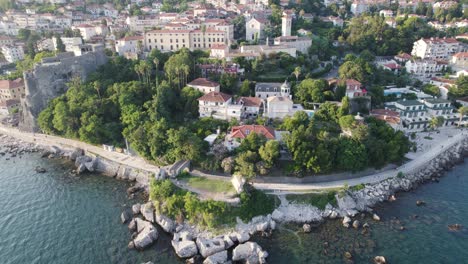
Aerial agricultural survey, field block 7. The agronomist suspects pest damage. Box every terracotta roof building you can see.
[230,125,276,139]
[187,78,220,94]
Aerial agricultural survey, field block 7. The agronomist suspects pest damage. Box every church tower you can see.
[280,80,291,97]
[281,13,292,37]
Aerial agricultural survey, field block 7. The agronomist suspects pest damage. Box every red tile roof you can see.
[197,91,231,102]
[453,52,468,58]
[239,97,262,107]
[188,78,219,87]
[0,79,24,90]
[230,125,275,139]
[346,79,361,86]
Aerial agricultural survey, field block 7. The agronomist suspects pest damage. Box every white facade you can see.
[0,21,19,35]
[1,46,25,63]
[246,18,266,41]
[273,36,312,54]
[411,38,463,60]
[405,59,447,80]
[265,96,304,119]
[145,29,226,52]
[255,81,291,99]
[281,13,292,37]
[115,36,144,56]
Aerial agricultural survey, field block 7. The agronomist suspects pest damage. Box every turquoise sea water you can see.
[0,153,467,264]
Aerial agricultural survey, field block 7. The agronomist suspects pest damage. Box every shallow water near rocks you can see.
[254,159,468,263]
[1,153,467,263]
[0,153,178,264]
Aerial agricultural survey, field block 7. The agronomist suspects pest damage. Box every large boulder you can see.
[68,148,83,161]
[196,237,226,258]
[84,158,97,172]
[231,175,246,194]
[133,218,153,232]
[75,155,91,167]
[132,225,158,250]
[77,163,87,174]
[132,203,141,215]
[156,214,175,233]
[172,240,198,258]
[203,250,228,264]
[141,202,155,223]
[121,210,132,224]
[172,232,198,259]
[232,242,268,264]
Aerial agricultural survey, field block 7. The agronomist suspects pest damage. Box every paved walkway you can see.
[253,131,467,192]
[2,125,466,193]
[0,126,161,173]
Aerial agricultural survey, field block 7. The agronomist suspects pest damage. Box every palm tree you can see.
[430,116,445,131]
[458,106,468,127]
[134,64,142,82]
[153,58,159,85]
[292,66,301,82]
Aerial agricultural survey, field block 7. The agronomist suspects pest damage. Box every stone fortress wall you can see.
[19,44,108,132]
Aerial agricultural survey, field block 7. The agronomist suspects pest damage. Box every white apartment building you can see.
[115,36,144,56]
[72,24,99,40]
[1,45,25,63]
[411,37,463,60]
[273,36,312,54]
[450,52,468,70]
[0,36,14,46]
[197,91,242,120]
[53,37,83,52]
[126,16,160,32]
[0,21,19,35]
[187,78,220,94]
[144,29,227,52]
[405,59,447,80]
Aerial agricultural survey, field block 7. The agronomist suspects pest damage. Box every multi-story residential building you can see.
[411,37,462,60]
[255,81,291,99]
[115,36,144,57]
[391,100,429,130]
[225,125,276,150]
[273,36,312,54]
[0,79,25,100]
[144,29,226,52]
[237,97,263,118]
[72,24,99,40]
[265,96,304,119]
[433,1,458,10]
[345,79,368,99]
[0,36,14,46]
[198,91,242,120]
[126,16,160,32]
[0,21,19,35]
[246,17,267,41]
[187,78,220,94]
[53,37,83,52]
[450,52,468,70]
[405,59,447,80]
[1,45,25,63]
[0,99,20,115]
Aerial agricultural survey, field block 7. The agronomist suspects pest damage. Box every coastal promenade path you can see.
[253,131,467,192]
[0,126,160,173]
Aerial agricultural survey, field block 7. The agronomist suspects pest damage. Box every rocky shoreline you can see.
[2,132,467,264]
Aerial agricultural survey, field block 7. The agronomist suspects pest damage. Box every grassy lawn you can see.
[286,191,338,210]
[181,175,235,193]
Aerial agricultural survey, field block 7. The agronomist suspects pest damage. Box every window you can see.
[161,39,163,43]
[245,129,250,135]
[148,39,151,43]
